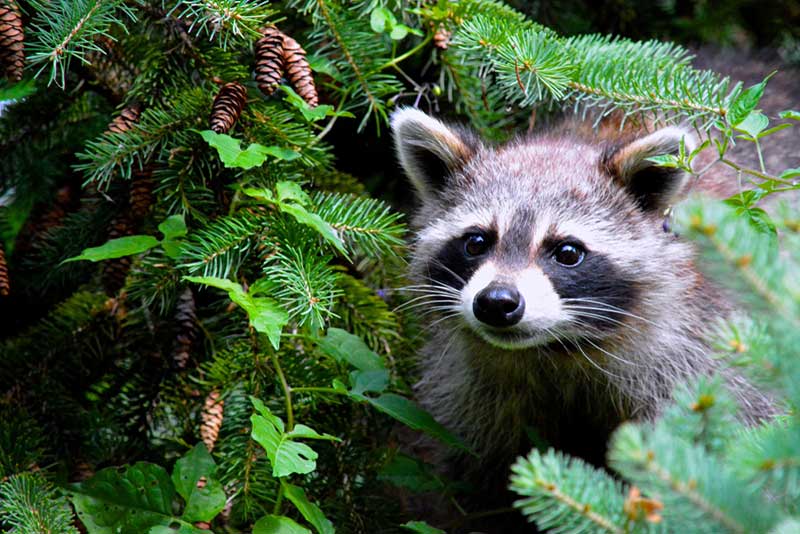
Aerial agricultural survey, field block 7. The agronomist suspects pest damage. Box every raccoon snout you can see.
[473,284,525,327]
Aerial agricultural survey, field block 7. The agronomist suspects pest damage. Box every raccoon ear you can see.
[391,108,480,200]
[602,127,696,212]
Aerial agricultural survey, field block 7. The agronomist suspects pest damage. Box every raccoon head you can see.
[391,108,695,351]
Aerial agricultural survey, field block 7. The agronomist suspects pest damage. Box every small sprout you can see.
[623,486,664,523]
[691,394,715,412]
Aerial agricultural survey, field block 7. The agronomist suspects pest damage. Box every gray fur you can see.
[392,109,775,471]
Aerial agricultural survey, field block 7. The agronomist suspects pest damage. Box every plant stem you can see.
[292,386,343,395]
[269,347,293,515]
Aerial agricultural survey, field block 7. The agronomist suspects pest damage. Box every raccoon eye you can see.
[553,243,585,267]
[464,233,489,257]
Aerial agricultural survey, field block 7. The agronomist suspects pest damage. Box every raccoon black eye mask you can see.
[390,107,773,474]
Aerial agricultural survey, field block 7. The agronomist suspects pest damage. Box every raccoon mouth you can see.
[474,328,555,350]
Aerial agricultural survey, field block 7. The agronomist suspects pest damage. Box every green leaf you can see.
[282,482,335,534]
[378,454,445,493]
[242,186,275,203]
[158,215,187,240]
[276,181,312,206]
[282,86,353,121]
[70,463,177,534]
[349,369,390,395]
[389,25,410,40]
[183,275,243,295]
[318,328,386,371]
[171,444,225,523]
[0,78,37,100]
[63,235,160,263]
[401,521,446,534]
[724,194,777,237]
[354,393,469,453]
[254,515,312,534]
[250,397,338,478]
[646,154,680,168]
[149,524,208,534]
[735,112,769,138]
[728,79,767,126]
[779,168,800,180]
[280,203,347,256]
[779,110,800,121]
[370,7,393,33]
[198,130,299,170]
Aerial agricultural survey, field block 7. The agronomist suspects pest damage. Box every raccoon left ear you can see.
[391,108,481,201]
[602,127,696,212]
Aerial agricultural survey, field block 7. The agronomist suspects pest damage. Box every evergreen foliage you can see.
[1,0,798,533]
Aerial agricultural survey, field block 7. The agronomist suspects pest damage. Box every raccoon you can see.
[390,107,777,482]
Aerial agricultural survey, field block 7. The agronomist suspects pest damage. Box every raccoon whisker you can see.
[425,260,467,286]
[572,339,625,381]
[562,311,633,330]
[395,286,461,297]
[393,299,461,313]
[580,336,642,368]
[561,300,658,326]
[425,312,465,333]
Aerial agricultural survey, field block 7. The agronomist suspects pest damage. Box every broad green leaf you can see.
[242,186,275,203]
[307,55,341,80]
[280,203,347,256]
[728,79,767,126]
[349,369,390,395]
[735,112,769,138]
[282,86,353,121]
[254,515,312,534]
[63,235,159,263]
[779,110,800,121]
[724,193,777,237]
[149,524,209,534]
[0,78,37,100]
[355,393,469,453]
[378,454,445,493]
[198,130,299,170]
[250,397,337,477]
[158,215,187,240]
[282,482,335,534]
[401,521,446,534]
[318,328,385,371]
[276,181,312,206]
[183,275,244,295]
[70,462,177,534]
[171,444,225,523]
[390,25,409,40]
[370,7,393,33]
[779,168,800,180]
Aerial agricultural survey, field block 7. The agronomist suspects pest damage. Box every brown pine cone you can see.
[255,26,284,96]
[107,104,142,135]
[101,215,134,296]
[172,287,197,369]
[210,81,247,134]
[129,166,155,222]
[0,1,24,81]
[200,390,224,451]
[282,34,318,107]
[0,241,9,296]
[433,24,452,50]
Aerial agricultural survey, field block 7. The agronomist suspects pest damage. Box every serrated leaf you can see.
[282,482,335,534]
[401,521,446,534]
[728,79,767,126]
[254,515,312,534]
[318,328,385,371]
[171,444,225,523]
[63,235,160,263]
[353,393,469,453]
[735,112,769,138]
[280,203,347,256]
[158,215,187,240]
[276,181,312,206]
[198,130,299,170]
[70,463,177,534]
[250,397,337,478]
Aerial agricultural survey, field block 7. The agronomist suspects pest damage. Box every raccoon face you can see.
[391,108,694,350]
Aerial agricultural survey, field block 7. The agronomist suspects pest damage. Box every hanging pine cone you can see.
[0,1,24,81]
[282,34,318,107]
[107,104,141,135]
[172,287,197,369]
[433,24,452,50]
[200,390,224,451]
[0,241,9,297]
[101,215,134,296]
[129,166,155,222]
[254,26,284,96]
[210,81,247,134]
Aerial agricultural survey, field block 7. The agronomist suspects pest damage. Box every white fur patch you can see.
[514,267,564,329]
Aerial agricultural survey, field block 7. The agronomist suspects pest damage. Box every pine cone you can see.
[107,104,142,135]
[433,25,452,50]
[200,390,224,451]
[172,287,197,369]
[0,1,24,81]
[255,26,284,96]
[101,215,134,296]
[210,81,247,134]
[0,241,9,296]
[129,166,155,221]
[282,34,318,107]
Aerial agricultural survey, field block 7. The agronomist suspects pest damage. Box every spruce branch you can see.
[0,473,79,534]
[170,0,275,48]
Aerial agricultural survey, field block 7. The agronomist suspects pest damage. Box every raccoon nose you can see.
[473,285,525,327]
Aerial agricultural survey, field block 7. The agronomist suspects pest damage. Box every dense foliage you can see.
[0,0,798,533]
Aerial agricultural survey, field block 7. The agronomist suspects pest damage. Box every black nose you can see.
[473,285,525,327]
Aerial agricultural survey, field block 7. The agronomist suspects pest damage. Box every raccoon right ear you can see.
[391,108,481,200]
